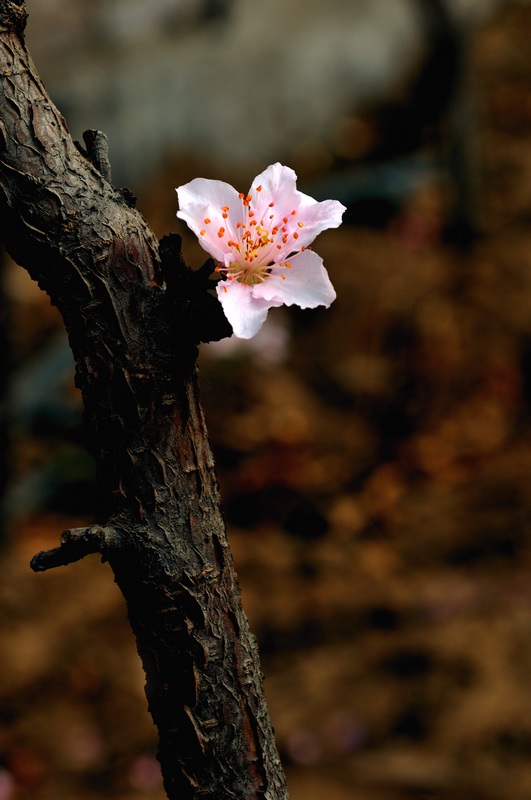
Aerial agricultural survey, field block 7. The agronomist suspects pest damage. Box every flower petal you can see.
[216,279,281,339]
[175,201,226,261]
[253,249,336,309]
[247,163,346,249]
[248,162,302,222]
[177,177,241,218]
[290,196,346,249]
[176,178,243,261]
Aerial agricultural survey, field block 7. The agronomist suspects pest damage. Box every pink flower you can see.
[176,163,345,339]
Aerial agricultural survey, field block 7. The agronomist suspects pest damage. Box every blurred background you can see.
[2,0,531,798]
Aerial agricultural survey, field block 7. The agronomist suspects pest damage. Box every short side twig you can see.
[82,129,112,183]
[30,525,117,572]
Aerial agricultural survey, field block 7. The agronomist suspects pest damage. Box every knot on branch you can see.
[30,524,121,572]
[0,1,27,36]
[159,233,232,344]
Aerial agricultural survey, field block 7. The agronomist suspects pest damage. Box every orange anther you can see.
[291,210,297,215]
[269,202,275,207]
[222,213,228,219]
[293,232,299,239]
[283,217,288,224]
[239,192,245,199]
[221,205,229,211]
[298,221,304,227]
[200,230,206,236]
[204,218,211,224]
[256,185,262,191]
[217,227,225,237]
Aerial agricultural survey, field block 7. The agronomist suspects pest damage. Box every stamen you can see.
[200,230,206,236]
[298,221,304,228]
[204,218,211,224]
[217,227,225,238]
[256,185,262,192]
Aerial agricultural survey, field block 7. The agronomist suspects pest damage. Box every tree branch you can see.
[0,3,289,798]
[30,524,121,571]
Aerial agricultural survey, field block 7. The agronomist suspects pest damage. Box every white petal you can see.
[291,197,346,249]
[246,164,346,250]
[177,177,241,216]
[216,280,280,339]
[175,201,227,261]
[252,249,336,309]
[176,178,243,261]
[248,162,301,222]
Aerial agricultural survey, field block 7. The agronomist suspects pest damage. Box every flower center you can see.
[204,189,304,286]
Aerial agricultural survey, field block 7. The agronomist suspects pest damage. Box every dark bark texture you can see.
[0,2,289,798]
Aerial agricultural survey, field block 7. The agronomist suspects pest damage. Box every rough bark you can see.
[0,2,289,798]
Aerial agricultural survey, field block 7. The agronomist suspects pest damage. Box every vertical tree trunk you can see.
[0,3,289,798]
